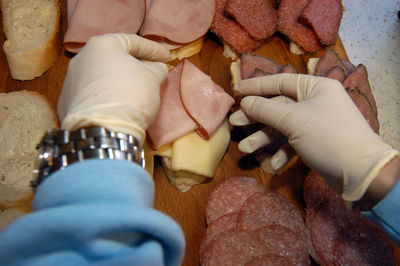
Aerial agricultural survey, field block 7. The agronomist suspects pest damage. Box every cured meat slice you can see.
[340,58,356,74]
[333,220,396,266]
[180,60,234,139]
[280,64,297,73]
[343,64,378,117]
[64,0,145,53]
[200,228,253,266]
[240,53,281,79]
[250,225,310,266]
[198,212,238,257]
[211,0,262,54]
[326,66,346,82]
[237,191,305,239]
[140,0,215,44]
[147,62,197,150]
[277,0,322,53]
[309,200,359,265]
[224,0,277,40]
[313,48,346,76]
[303,170,344,211]
[300,0,343,46]
[205,176,267,224]
[346,87,380,134]
[245,254,294,266]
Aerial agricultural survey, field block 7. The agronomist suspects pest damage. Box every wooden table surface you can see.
[0,1,398,265]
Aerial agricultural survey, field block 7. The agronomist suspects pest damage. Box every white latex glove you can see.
[58,33,170,146]
[229,73,399,201]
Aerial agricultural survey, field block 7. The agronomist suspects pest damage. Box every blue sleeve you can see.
[362,179,400,247]
[0,159,185,266]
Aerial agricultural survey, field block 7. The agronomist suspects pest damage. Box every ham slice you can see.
[148,60,234,149]
[64,0,145,53]
[180,60,235,139]
[147,62,197,150]
[140,0,215,44]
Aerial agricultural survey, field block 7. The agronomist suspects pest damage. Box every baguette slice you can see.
[1,0,61,80]
[0,91,58,206]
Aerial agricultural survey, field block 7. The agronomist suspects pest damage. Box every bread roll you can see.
[0,91,58,206]
[1,0,61,80]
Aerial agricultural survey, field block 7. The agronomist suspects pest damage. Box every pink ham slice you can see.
[64,0,145,53]
[147,62,197,150]
[180,60,235,139]
[140,0,215,44]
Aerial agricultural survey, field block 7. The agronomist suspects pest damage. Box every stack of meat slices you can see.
[309,48,379,133]
[304,171,396,265]
[199,176,310,265]
[212,0,343,55]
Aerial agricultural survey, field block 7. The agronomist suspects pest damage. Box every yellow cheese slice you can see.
[169,36,204,61]
[171,118,230,177]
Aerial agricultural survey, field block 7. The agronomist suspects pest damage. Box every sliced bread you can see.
[1,0,61,80]
[0,90,58,206]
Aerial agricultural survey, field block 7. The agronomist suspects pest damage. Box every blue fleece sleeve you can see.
[0,159,185,266]
[362,180,400,247]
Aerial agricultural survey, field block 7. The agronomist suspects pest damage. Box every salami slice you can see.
[277,0,322,53]
[309,200,359,265]
[224,0,277,40]
[245,254,294,266]
[250,225,310,266]
[237,191,306,239]
[200,228,253,266]
[198,212,239,257]
[333,220,396,266]
[211,0,262,54]
[303,170,344,211]
[299,0,343,46]
[205,176,267,225]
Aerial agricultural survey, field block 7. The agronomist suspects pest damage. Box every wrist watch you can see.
[32,127,145,187]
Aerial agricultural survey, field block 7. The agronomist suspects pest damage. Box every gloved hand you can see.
[58,33,170,146]
[229,73,399,201]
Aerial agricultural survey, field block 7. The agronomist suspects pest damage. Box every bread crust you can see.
[1,0,61,80]
[0,91,58,206]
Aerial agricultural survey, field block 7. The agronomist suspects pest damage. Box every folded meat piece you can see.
[326,66,346,82]
[313,48,346,76]
[147,62,197,150]
[180,60,235,139]
[343,64,378,118]
[300,0,343,46]
[64,0,145,53]
[346,86,380,134]
[140,0,215,44]
[148,60,234,149]
[240,53,281,79]
[224,0,277,40]
[211,0,262,54]
[277,0,322,53]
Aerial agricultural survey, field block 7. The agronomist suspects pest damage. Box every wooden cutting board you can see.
[0,1,398,265]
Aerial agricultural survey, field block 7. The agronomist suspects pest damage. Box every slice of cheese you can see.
[169,36,204,61]
[230,59,242,87]
[155,119,230,192]
[171,118,230,177]
[307,57,320,75]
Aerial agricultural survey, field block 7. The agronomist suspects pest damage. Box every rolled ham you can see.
[64,0,145,53]
[140,0,215,44]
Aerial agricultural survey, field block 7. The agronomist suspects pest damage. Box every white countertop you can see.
[339,0,400,150]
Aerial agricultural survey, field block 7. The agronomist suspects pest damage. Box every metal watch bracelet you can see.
[32,127,145,187]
